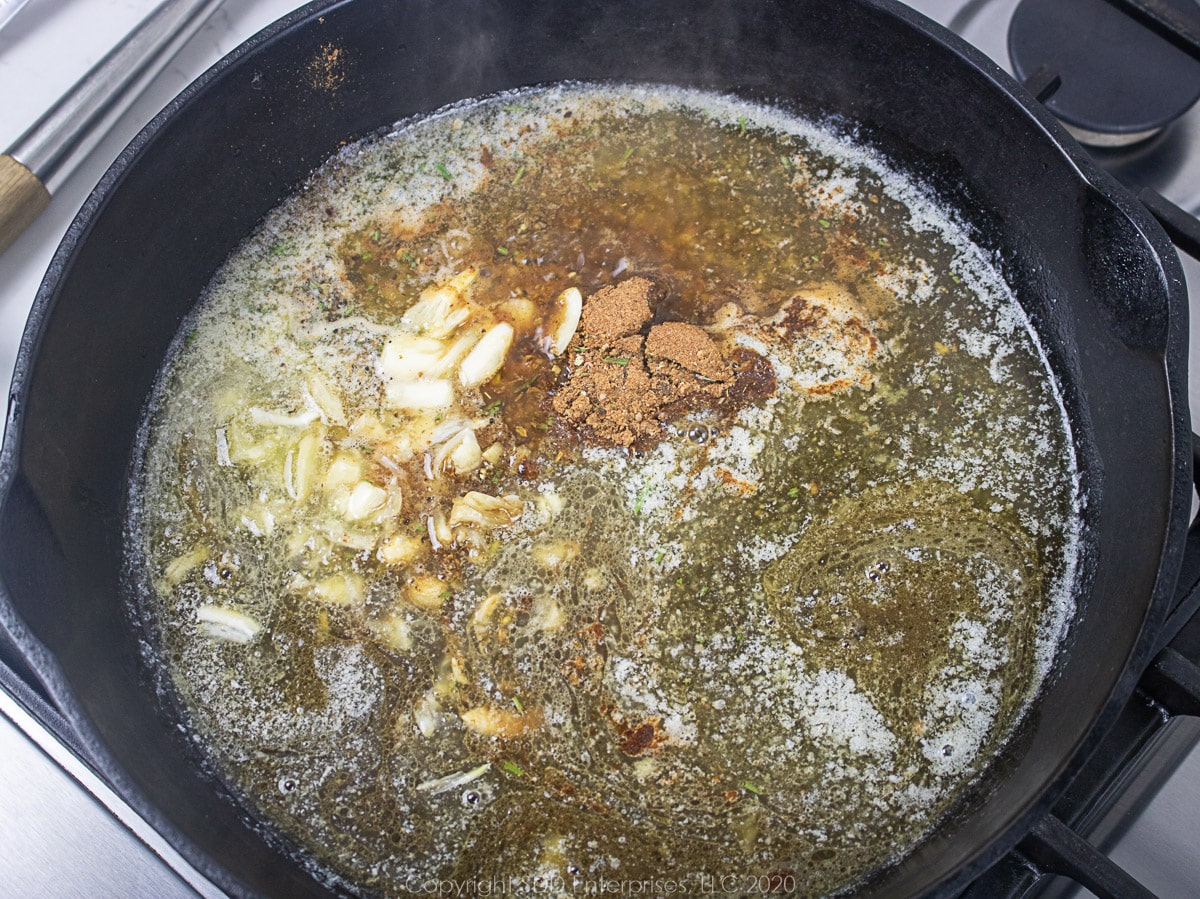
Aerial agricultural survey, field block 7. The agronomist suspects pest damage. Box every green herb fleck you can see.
[361,252,373,261]
[438,588,453,599]
[818,218,832,229]
[603,356,630,366]
[434,162,453,181]
[512,165,527,186]
[371,228,382,242]
[503,104,525,113]
[738,116,747,133]
[512,696,525,713]
[698,586,708,598]
[496,246,510,256]
[742,781,764,795]
[633,481,654,515]
[502,760,525,777]
[654,549,666,565]
[788,486,800,498]
[401,250,419,268]
[268,240,294,256]
[484,398,503,417]
[184,330,198,346]
[620,147,636,166]
[950,273,961,284]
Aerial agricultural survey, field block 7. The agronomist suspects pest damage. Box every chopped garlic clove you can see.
[460,706,542,739]
[535,491,566,519]
[530,596,565,632]
[378,333,447,382]
[378,532,423,566]
[436,307,471,338]
[401,268,478,338]
[433,428,482,476]
[226,423,272,466]
[547,286,582,356]
[312,572,365,606]
[499,297,539,330]
[386,379,455,410]
[307,375,346,425]
[406,574,451,609]
[324,451,364,492]
[290,429,326,503]
[432,510,454,547]
[416,761,491,793]
[349,413,389,441]
[472,593,502,642]
[379,328,481,385]
[432,331,482,378]
[215,428,232,467]
[346,481,387,520]
[239,505,275,537]
[413,692,447,739]
[248,397,322,428]
[531,539,580,570]
[459,323,514,388]
[164,545,209,586]
[368,615,415,652]
[432,652,461,696]
[197,605,261,643]
[443,267,480,294]
[449,491,523,529]
[449,431,483,473]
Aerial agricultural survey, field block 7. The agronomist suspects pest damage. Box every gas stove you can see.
[0,1,1198,896]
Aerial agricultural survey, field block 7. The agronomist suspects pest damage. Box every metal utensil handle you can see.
[0,0,225,255]
[0,0,37,33]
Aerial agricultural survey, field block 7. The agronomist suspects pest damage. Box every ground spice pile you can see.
[552,277,770,447]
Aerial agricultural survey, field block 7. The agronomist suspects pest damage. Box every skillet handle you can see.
[0,0,227,257]
[0,154,50,257]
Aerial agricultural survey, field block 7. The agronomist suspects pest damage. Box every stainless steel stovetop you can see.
[0,1,1198,896]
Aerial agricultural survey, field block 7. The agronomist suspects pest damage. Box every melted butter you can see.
[129,84,1081,897]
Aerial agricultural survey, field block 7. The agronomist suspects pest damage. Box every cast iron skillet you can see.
[0,0,1192,895]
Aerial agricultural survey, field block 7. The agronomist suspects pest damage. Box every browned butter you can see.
[129,84,1081,897]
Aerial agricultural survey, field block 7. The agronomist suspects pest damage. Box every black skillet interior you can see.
[0,0,1189,896]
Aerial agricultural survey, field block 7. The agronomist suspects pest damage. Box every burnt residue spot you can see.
[618,718,664,756]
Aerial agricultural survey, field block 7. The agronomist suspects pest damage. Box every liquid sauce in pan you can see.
[129,85,1081,896]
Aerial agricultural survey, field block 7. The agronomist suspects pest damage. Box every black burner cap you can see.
[1009,0,1200,146]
